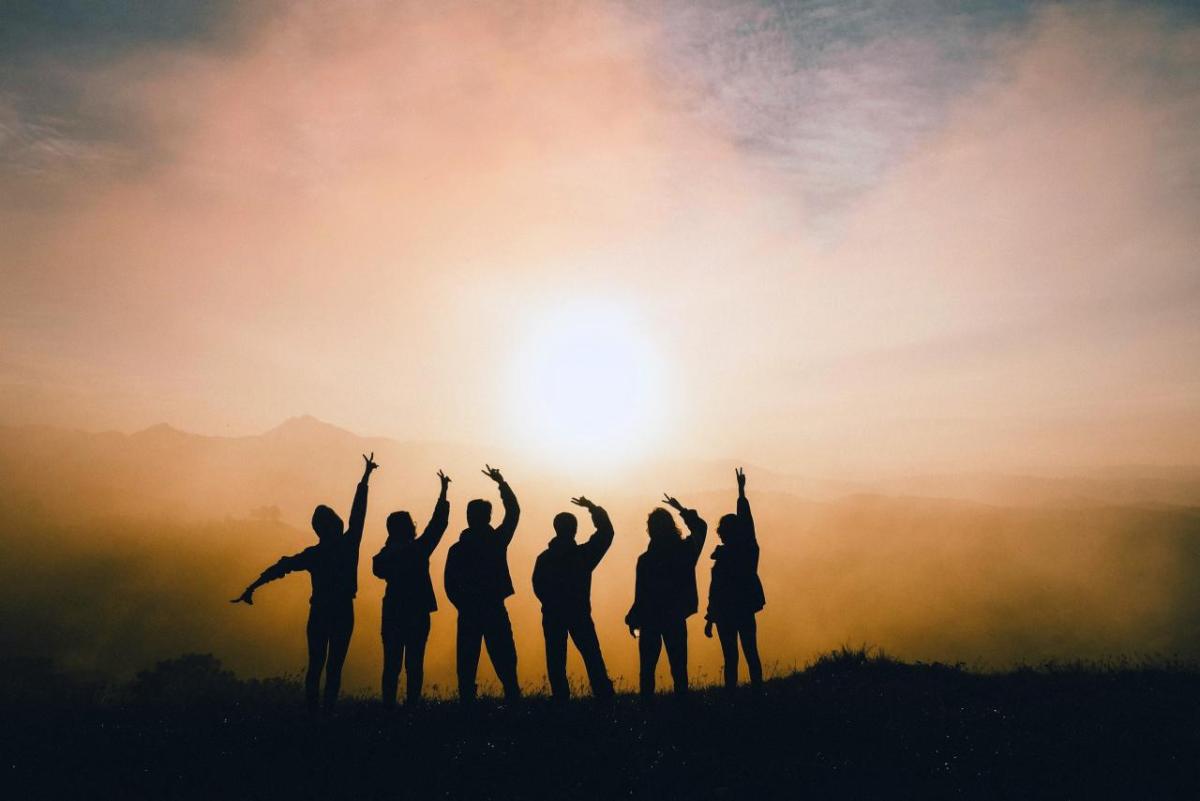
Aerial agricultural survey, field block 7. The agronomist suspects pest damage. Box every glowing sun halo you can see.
[508,302,665,466]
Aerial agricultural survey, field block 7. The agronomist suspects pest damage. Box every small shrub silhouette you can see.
[129,653,240,706]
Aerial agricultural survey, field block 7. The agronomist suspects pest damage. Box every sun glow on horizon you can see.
[507,300,668,469]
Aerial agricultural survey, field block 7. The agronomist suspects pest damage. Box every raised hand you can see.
[481,464,505,484]
[662,493,685,512]
[438,469,452,491]
[736,466,746,493]
[570,496,596,511]
[230,588,254,606]
[362,452,380,476]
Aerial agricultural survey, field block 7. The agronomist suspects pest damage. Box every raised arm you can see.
[346,452,379,544]
[663,493,706,561]
[736,466,756,545]
[572,496,613,568]
[482,465,520,545]
[230,550,310,604]
[417,470,452,557]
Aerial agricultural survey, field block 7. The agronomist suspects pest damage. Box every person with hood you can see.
[703,467,765,693]
[231,453,378,711]
[372,469,451,707]
[443,465,521,702]
[625,494,707,699]
[531,496,615,701]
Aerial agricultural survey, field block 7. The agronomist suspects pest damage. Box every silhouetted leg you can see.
[404,613,431,707]
[457,612,482,703]
[740,613,762,690]
[381,621,403,707]
[323,602,354,709]
[542,614,570,701]
[716,618,740,691]
[638,626,662,698]
[305,607,330,711]
[662,618,689,695]
[569,615,613,699]
[483,605,521,700]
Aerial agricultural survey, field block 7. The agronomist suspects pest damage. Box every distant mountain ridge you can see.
[2,416,1198,523]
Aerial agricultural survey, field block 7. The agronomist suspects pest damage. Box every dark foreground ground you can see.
[3,649,1199,800]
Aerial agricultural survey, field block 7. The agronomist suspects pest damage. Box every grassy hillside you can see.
[4,649,1198,800]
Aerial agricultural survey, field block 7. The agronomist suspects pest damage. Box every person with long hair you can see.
[625,494,707,699]
[372,470,451,707]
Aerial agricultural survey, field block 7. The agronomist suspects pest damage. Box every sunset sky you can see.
[3,0,1199,476]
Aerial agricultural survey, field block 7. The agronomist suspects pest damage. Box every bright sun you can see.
[508,301,666,467]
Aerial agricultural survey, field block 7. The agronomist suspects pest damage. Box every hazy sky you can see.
[2,0,1199,475]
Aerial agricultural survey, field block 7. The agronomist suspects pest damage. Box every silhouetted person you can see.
[532,496,615,701]
[703,467,765,693]
[372,470,451,707]
[625,494,707,699]
[232,453,378,711]
[444,465,521,702]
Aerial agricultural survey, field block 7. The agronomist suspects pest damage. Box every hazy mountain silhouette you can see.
[3,417,1199,525]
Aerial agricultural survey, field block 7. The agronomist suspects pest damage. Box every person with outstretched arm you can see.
[372,470,451,707]
[231,453,378,711]
[703,467,765,694]
[443,465,522,702]
[625,494,707,699]
[532,496,616,701]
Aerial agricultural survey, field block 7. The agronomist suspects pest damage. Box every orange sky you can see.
[2,1,1199,476]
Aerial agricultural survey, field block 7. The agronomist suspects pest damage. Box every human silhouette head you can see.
[647,508,682,543]
[311,504,343,541]
[717,513,740,544]
[553,512,578,541]
[386,511,416,544]
[466,499,492,529]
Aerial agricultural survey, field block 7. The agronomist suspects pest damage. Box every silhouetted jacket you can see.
[625,509,707,628]
[372,497,449,617]
[706,495,766,621]
[444,482,520,612]
[532,507,613,618]
[260,480,369,604]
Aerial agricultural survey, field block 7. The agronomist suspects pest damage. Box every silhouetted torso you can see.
[261,481,367,605]
[444,483,519,613]
[707,497,765,620]
[532,512,612,617]
[628,527,705,626]
[372,497,449,616]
